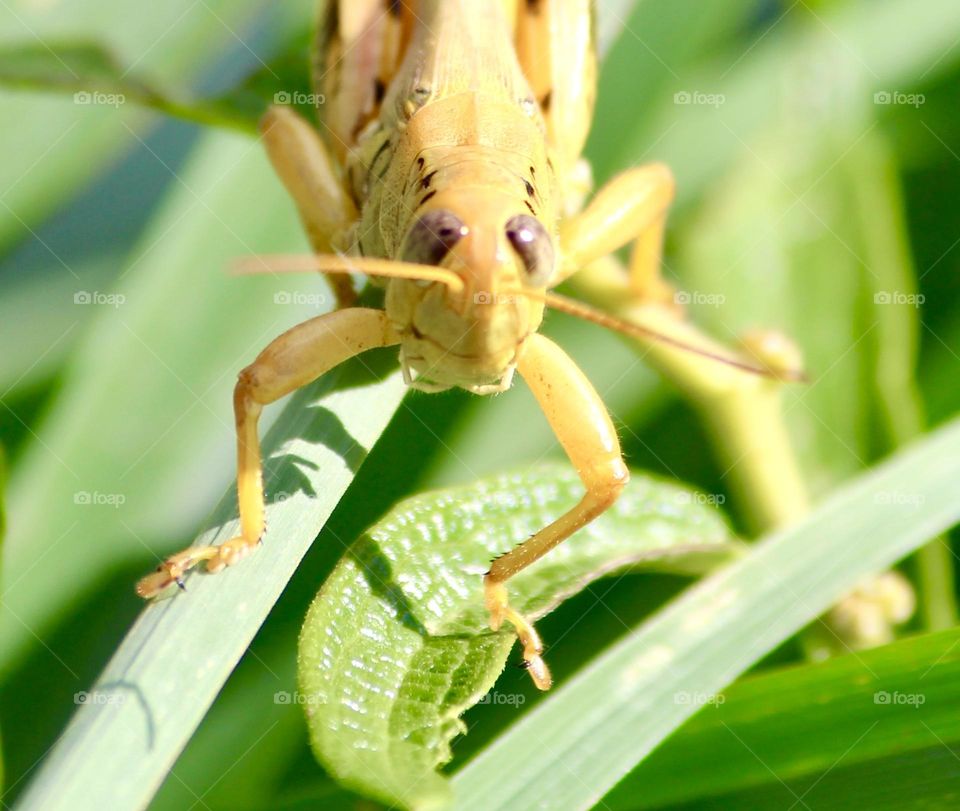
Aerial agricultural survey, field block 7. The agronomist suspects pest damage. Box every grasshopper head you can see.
[386,188,554,392]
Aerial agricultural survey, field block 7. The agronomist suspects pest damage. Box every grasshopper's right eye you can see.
[401,210,469,279]
[506,214,554,287]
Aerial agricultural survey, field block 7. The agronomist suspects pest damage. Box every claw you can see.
[136,536,261,600]
[484,574,553,690]
[525,655,552,691]
[135,567,179,599]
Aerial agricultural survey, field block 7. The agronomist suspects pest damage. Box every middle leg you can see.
[260,105,359,308]
[557,162,676,305]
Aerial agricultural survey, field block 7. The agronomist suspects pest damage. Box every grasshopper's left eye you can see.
[506,215,554,286]
[401,210,469,284]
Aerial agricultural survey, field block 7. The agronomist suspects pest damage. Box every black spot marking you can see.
[524,179,535,197]
[387,0,402,17]
[419,189,437,207]
[370,137,392,177]
[524,199,536,215]
[542,90,552,112]
[373,78,386,104]
[421,169,437,189]
[417,156,425,170]
[529,165,536,176]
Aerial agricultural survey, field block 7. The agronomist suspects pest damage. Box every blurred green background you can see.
[0,0,958,807]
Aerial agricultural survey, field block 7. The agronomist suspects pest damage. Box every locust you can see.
[136,0,782,689]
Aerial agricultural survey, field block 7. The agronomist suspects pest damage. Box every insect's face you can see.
[386,187,553,391]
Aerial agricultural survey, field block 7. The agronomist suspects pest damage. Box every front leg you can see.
[136,308,400,598]
[484,333,629,689]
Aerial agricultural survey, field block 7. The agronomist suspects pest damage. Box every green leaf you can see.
[299,464,740,810]
[677,107,928,492]
[0,0,314,253]
[678,104,955,622]
[608,625,960,809]
[0,443,6,553]
[451,415,960,811]
[0,41,251,132]
[606,0,960,203]
[0,34,319,134]
[589,0,759,185]
[0,444,5,793]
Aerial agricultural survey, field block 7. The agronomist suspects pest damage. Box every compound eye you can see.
[401,210,469,275]
[505,214,554,286]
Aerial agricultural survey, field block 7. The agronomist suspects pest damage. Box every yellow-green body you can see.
[316,0,593,391]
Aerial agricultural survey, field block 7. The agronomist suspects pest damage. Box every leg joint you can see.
[585,457,629,511]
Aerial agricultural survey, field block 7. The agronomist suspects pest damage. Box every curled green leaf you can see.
[0,39,314,133]
[298,463,740,810]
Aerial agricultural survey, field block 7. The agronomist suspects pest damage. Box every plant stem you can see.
[570,262,809,535]
[569,260,910,653]
[850,134,957,629]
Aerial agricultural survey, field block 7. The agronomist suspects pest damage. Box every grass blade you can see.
[12,347,405,811]
[452,416,960,810]
[608,625,960,809]
[0,129,320,675]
